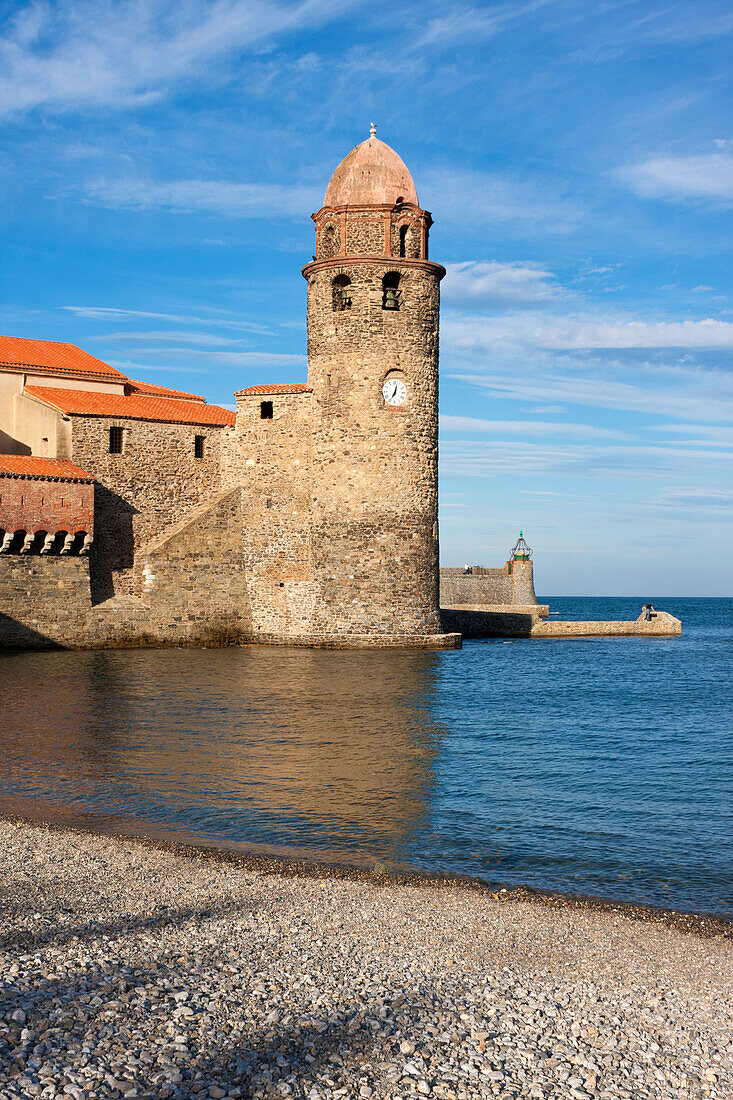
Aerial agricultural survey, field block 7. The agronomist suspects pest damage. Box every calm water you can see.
[1,597,731,918]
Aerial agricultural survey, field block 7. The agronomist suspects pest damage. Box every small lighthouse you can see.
[511,531,532,562]
[508,531,536,603]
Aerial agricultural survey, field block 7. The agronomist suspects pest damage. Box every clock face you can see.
[382,378,407,406]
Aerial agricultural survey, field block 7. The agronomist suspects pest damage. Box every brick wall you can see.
[0,475,93,541]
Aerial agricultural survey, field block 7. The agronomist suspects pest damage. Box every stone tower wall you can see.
[304,256,443,637]
[222,390,319,638]
[509,560,537,604]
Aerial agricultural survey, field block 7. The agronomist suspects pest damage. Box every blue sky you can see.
[1,0,731,594]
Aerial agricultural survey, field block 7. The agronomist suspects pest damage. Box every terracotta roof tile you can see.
[0,456,94,482]
[235,383,312,396]
[24,386,236,427]
[0,336,126,380]
[126,379,206,402]
[324,134,419,208]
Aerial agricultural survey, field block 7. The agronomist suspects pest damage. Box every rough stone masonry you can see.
[0,131,461,650]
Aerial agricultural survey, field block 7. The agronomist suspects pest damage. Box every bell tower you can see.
[302,127,448,640]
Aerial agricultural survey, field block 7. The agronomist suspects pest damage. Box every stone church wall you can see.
[222,390,319,639]
[70,415,226,601]
[116,486,251,647]
[0,556,90,648]
[345,214,385,255]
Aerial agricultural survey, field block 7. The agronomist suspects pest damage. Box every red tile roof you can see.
[23,386,236,427]
[235,383,312,396]
[0,336,126,380]
[126,379,206,402]
[0,456,94,482]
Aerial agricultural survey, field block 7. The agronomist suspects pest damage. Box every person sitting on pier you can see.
[642,602,656,621]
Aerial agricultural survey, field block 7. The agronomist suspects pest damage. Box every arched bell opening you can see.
[321,223,338,260]
[332,274,352,312]
[382,271,401,311]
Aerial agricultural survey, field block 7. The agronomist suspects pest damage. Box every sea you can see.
[0,596,731,919]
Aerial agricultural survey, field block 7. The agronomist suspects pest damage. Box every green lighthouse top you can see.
[511,531,532,561]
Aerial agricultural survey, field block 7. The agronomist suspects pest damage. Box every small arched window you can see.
[382,271,401,311]
[332,274,352,311]
[399,224,409,258]
[322,224,338,259]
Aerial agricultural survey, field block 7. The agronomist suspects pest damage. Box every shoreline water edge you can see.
[1,819,731,1100]
[1,809,731,939]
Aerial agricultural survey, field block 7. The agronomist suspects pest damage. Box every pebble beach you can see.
[1,819,731,1100]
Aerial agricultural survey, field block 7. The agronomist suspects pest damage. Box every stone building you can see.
[0,130,460,649]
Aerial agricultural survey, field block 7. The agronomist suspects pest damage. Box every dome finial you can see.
[323,130,419,207]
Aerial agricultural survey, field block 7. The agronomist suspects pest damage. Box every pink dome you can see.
[324,131,419,207]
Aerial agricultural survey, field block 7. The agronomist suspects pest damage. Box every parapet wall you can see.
[440,560,538,608]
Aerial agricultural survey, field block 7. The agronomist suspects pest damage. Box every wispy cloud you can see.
[442,261,563,305]
[451,361,733,424]
[411,1,551,51]
[80,177,319,218]
[651,422,733,445]
[440,437,733,480]
[618,147,733,204]
[63,306,272,335]
[443,313,733,350]
[0,0,350,117]
[90,330,242,346]
[422,167,581,232]
[112,349,305,365]
[646,487,733,515]
[635,2,733,43]
[440,414,626,439]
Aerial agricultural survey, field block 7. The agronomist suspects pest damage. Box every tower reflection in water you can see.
[0,646,448,867]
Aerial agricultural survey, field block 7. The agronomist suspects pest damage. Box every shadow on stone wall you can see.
[441,608,536,637]
[0,612,60,649]
[90,484,137,604]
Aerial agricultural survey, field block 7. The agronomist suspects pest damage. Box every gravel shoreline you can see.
[1,820,731,1100]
